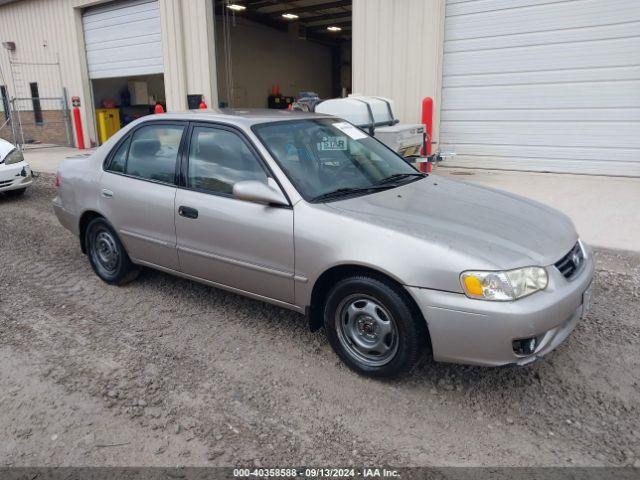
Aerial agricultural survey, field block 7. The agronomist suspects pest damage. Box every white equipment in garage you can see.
[313,95,426,158]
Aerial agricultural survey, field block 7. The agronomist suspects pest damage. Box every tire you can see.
[4,188,26,198]
[85,217,140,286]
[324,275,427,378]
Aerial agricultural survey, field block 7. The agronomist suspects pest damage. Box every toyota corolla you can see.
[53,110,594,377]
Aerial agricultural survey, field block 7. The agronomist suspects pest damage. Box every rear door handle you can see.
[178,206,199,219]
[101,189,114,198]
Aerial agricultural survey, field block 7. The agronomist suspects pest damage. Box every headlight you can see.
[460,267,548,301]
[3,148,24,165]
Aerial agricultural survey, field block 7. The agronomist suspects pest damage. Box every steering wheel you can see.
[322,156,367,186]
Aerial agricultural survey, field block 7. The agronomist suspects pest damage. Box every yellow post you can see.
[97,110,108,145]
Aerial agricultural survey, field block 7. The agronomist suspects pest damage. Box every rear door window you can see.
[124,124,185,184]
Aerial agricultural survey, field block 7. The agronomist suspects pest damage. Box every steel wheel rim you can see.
[335,294,399,367]
[90,227,120,275]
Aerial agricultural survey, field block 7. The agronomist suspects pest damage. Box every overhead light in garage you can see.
[327,26,342,32]
[282,13,299,20]
[226,3,246,11]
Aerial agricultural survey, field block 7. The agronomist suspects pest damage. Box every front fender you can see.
[293,202,486,308]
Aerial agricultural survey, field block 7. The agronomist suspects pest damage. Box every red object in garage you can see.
[154,103,165,114]
[199,99,207,109]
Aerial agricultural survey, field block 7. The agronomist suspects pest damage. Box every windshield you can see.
[252,118,421,201]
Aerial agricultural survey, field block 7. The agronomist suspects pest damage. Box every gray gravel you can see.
[0,174,639,467]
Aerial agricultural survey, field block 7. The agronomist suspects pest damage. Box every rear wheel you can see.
[4,188,26,197]
[85,217,140,285]
[324,276,427,378]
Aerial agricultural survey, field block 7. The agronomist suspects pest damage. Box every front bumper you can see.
[407,247,595,367]
[0,160,32,192]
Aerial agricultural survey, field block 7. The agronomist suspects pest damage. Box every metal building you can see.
[1,0,638,176]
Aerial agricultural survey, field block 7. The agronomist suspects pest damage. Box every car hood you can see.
[326,175,577,269]
[0,138,15,162]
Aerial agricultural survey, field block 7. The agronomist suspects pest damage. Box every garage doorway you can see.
[90,74,165,144]
[214,0,352,109]
[82,0,165,145]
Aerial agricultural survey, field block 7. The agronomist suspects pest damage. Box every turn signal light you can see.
[463,275,483,296]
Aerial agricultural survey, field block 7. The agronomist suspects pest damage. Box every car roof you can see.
[146,108,335,127]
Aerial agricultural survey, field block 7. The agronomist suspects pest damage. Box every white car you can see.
[0,139,32,197]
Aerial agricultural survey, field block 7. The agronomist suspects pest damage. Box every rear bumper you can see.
[52,196,78,235]
[407,247,595,367]
[0,161,32,192]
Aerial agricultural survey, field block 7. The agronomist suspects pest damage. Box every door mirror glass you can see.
[233,180,288,206]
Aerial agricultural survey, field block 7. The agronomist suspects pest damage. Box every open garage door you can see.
[439,0,640,177]
[214,0,352,109]
[82,0,163,79]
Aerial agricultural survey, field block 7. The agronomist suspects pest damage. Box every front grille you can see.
[0,179,13,187]
[555,242,584,279]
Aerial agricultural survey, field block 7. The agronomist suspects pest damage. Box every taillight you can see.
[55,172,61,188]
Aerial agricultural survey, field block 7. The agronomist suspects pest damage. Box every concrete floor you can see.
[21,146,640,252]
[24,146,94,175]
[437,167,640,253]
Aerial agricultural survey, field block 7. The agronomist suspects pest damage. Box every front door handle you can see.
[101,189,114,198]
[178,206,199,219]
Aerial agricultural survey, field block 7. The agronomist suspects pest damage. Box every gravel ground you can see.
[0,174,639,467]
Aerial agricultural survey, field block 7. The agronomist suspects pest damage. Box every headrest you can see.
[131,139,161,158]
[196,140,225,160]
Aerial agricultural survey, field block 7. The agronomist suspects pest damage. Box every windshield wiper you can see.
[375,172,427,186]
[311,185,394,203]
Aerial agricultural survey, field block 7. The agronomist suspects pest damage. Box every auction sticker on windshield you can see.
[332,121,368,140]
[318,136,348,151]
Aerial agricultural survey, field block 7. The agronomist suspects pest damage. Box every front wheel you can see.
[85,217,140,285]
[324,276,428,378]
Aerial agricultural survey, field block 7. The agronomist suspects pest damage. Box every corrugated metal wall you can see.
[352,0,445,139]
[0,0,112,145]
[158,0,217,111]
[440,0,640,176]
[0,0,88,108]
[0,0,218,145]
[180,0,217,108]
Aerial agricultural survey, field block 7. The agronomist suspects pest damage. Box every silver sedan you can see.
[53,110,594,377]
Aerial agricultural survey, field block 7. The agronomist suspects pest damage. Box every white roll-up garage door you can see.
[439,0,640,176]
[82,0,163,79]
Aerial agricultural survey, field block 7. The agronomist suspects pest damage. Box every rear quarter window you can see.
[106,137,130,173]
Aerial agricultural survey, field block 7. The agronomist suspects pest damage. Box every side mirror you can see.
[233,180,289,207]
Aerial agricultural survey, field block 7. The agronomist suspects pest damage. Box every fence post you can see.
[62,88,73,147]
[9,99,19,147]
